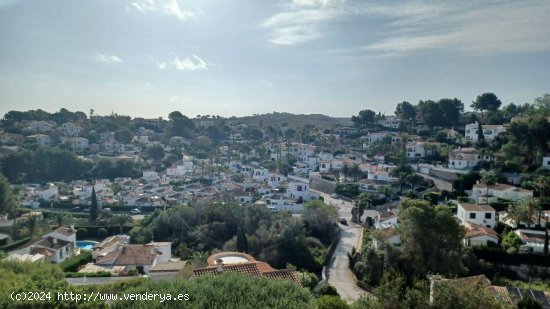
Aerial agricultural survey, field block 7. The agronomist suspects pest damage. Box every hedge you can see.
[0,237,31,252]
[472,247,550,267]
[75,225,132,238]
[60,251,93,272]
[40,202,159,213]
[65,271,111,278]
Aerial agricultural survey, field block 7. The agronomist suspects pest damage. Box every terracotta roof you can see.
[35,237,72,250]
[379,211,397,221]
[464,222,499,240]
[262,270,298,282]
[95,245,157,266]
[473,183,533,193]
[459,203,495,212]
[193,263,261,277]
[114,245,157,266]
[30,247,53,257]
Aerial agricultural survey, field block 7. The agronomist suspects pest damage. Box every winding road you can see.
[314,191,367,303]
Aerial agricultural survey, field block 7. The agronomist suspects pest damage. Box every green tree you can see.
[317,295,349,309]
[501,230,523,253]
[109,215,132,234]
[0,173,16,216]
[399,199,466,279]
[471,93,502,123]
[90,187,99,223]
[146,144,165,162]
[352,109,376,128]
[53,212,72,228]
[23,214,41,238]
[395,101,417,125]
[438,98,464,126]
[168,111,194,138]
[417,100,442,129]
[302,200,338,245]
[430,277,503,309]
[236,226,249,253]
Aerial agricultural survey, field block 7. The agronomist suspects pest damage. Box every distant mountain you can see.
[229,113,353,129]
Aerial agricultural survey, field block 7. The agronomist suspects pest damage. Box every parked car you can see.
[71,207,81,212]
[130,208,141,214]
[338,217,348,225]
[330,194,339,199]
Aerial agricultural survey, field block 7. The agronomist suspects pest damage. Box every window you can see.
[297,186,303,192]
[485,213,492,219]
[469,213,476,219]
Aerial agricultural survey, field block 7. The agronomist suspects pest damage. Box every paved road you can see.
[417,173,453,191]
[313,190,366,303]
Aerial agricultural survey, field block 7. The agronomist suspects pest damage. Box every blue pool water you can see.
[76,241,97,250]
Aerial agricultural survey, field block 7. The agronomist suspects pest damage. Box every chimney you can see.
[216,258,224,273]
[53,238,57,245]
[70,223,75,231]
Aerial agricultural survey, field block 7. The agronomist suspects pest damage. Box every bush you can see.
[313,282,339,297]
[76,228,88,239]
[127,269,139,276]
[316,295,349,309]
[0,237,31,252]
[60,251,92,272]
[97,228,109,239]
[65,271,111,278]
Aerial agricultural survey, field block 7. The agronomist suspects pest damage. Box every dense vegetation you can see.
[129,200,338,273]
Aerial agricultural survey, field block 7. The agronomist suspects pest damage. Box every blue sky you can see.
[0,0,549,118]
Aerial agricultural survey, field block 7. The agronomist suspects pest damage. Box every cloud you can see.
[96,54,122,63]
[154,54,211,71]
[364,1,550,55]
[262,5,341,45]
[131,0,196,20]
[172,55,209,71]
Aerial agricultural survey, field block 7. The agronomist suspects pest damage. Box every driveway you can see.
[417,173,453,191]
[312,190,366,303]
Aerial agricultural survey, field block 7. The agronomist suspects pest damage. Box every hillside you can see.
[230,113,353,129]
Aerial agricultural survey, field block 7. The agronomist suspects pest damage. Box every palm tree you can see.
[341,163,350,182]
[109,214,132,234]
[507,203,529,228]
[24,214,41,238]
[54,212,71,228]
[521,197,541,228]
[350,163,361,181]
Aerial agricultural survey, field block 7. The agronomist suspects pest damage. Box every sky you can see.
[0,0,549,119]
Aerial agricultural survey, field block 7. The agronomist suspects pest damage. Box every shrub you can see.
[0,237,31,252]
[65,271,111,278]
[76,228,88,239]
[316,295,349,309]
[97,228,109,239]
[60,251,92,272]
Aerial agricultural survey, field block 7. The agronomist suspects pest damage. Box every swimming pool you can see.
[76,241,98,250]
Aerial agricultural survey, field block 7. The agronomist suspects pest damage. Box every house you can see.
[406,142,434,158]
[94,242,171,274]
[470,183,533,204]
[264,194,302,213]
[232,188,252,204]
[193,252,298,284]
[267,173,286,189]
[27,120,55,133]
[252,168,269,182]
[464,123,506,141]
[373,227,400,250]
[542,156,550,169]
[26,134,51,147]
[457,203,496,229]
[60,122,82,137]
[14,226,77,264]
[374,210,399,230]
[35,183,58,201]
[91,235,130,261]
[0,132,25,145]
[463,222,499,246]
[448,147,490,170]
[515,229,549,254]
[377,116,401,129]
[358,179,391,194]
[143,171,159,182]
[62,137,89,151]
[286,176,317,202]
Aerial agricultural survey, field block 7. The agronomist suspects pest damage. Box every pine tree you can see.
[90,187,98,222]
[236,227,248,253]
